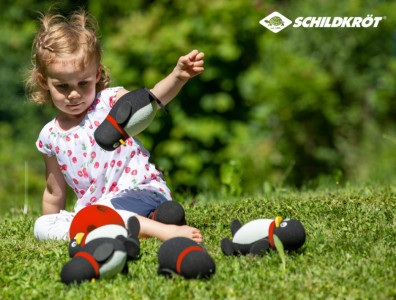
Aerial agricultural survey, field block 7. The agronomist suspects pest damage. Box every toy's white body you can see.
[100,249,127,278]
[84,225,129,278]
[232,219,273,244]
[125,101,157,137]
[85,225,128,244]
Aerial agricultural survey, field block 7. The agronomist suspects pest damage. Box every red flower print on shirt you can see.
[49,143,52,149]
[110,160,115,168]
[130,151,136,158]
[66,136,71,142]
[72,157,77,164]
[132,169,138,176]
[127,139,133,146]
[117,147,121,154]
[101,187,106,194]
[90,197,97,203]
[74,133,79,139]
[109,96,114,108]
[104,162,108,168]
[83,153,87,157]
[61,164,67,171]
[55,146,59,154]
[39,140,43,148]
[94,162,99,169]
[145,164,149,171]
[73,178,79,184]
[109,182,118,192]
[90,136,95,146]
[125,167,131,173]
[68,150,72,156]
[94,121,100,127]
[117,161,122,167]
[91,152,96,159]
[83,168,88,178]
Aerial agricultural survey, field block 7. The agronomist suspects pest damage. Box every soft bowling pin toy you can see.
[157,237,216,279]
[94,88,168,151]
[221,217,306,256]
[61,216,141,284]
[148,201,187,226]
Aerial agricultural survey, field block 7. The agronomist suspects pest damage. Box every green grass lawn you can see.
[1,184,395,299]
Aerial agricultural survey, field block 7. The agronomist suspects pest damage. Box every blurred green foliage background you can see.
[1,0,395,215]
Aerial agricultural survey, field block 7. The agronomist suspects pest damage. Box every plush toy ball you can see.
[157,237,215,279]
[69,205,124,240]
[149,201,186,225]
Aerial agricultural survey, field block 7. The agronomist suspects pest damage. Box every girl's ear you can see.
[96,65,103,83]
[37,72,49,90]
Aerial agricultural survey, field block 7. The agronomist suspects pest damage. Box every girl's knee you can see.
[34,214,70,241]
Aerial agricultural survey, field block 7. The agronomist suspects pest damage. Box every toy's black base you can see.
[148,201,186,226]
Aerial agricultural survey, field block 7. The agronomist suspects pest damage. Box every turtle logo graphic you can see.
[260,12,292,33]
[265,16,284,27]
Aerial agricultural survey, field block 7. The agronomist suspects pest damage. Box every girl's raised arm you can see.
[150,50,204,106]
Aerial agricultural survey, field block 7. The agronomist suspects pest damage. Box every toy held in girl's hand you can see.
[157,237,216,279]
[61,216,141,284]
[69,205,125,240]
[221,216,306,256]
[94,88,168,151]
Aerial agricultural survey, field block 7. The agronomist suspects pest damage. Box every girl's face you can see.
[41,55,101,120]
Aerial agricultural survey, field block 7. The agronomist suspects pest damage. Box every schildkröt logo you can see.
[260,12,385,33]
[259,12,292,33]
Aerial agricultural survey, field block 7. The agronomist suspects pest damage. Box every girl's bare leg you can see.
[135,215,202,243]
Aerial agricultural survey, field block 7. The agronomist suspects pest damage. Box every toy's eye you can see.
[71,241,77,247]
[280,222,287,228]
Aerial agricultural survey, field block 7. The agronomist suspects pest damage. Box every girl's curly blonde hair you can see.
[26,9,110,104]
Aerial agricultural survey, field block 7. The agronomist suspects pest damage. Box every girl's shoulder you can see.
[95,86,124,110]
[36,118,57,156]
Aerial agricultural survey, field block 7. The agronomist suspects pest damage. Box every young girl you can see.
[27,10,204,242]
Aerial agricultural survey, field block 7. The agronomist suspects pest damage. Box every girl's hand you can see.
[174,49,205,81]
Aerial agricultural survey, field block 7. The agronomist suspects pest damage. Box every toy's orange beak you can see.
[75,232,85,245]
[275,216,283,227]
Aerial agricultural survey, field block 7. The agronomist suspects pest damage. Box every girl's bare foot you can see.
[168,225,203,243]
[135,215,203,243]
